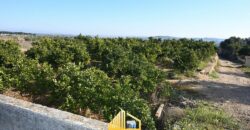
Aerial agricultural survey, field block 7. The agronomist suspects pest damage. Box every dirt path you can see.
[179,59,250,129]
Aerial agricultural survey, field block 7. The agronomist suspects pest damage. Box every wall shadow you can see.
[178,80,250,106]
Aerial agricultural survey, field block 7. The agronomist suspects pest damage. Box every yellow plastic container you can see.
[108,109,141,130]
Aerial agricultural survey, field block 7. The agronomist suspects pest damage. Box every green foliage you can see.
[172,102,239,130]
[241,67,250,77]
[53,65,114,112]
[159,81,177,98]
[198,59,209,70]
[0,36,216,129]
[114,53,164,93]
[239,45,250,56]
[80,37,165,94]
[0,68,16,93]
[0,40,24,92]
[174,48,199,72]
[26,38,90,67]
[132,41,162,63]
[0,69,4,92]
[113,77,156,129]
[0,40,23,68]
[220,37,250,59]
[12,59,55,95]
[209,71,219,79]
[119,98,156,130]
[50,63,156,129]
[159,39,216,72]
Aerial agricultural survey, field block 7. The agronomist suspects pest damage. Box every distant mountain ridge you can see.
[0,31,224,44]
[153,36,224,44]
[0,31,36,35]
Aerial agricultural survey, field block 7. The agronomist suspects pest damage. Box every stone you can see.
[155,104,164,119]
[164,107,185,122]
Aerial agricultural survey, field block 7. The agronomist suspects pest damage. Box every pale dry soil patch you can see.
[177,59,250,129]
[0,36,32,51]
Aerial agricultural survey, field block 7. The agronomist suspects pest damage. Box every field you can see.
[0,35,239,129]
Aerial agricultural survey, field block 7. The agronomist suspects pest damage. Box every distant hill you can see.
[0,31,225,45]
[153,36,224,45]
[0,31,36,35]
[194,38,224,44]
[153,36,178,40]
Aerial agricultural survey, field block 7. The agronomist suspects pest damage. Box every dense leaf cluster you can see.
[220,37,250,59]
[0,40,23,92]
[158,39,216,72]
[26,38,90,68]
[0,36,216,129]
[0,40,23,68]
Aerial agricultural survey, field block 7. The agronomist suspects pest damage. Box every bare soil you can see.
[0,35,32,51]
[178,59,250,129]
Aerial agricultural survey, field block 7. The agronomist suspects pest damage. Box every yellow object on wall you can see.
[108,109,141,130]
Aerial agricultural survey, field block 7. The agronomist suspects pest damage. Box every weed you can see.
[209,71,219,79]
[168,101,239,130]
[241,67,250,77]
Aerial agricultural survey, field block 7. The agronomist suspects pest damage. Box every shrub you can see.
[174,48,199,72]
[172,102,239,130]
[52,64,114,113]
[0,40,24,92]
[26,38,90,67]
[239,45,250,56]
[159,39,216,72]
[12,59,55,95]
[0,69,4,92]
[0,68,16,93]
[0,36,217,129]
[0,40,23,68]
[50,63,157,129]
[220,37,250,59]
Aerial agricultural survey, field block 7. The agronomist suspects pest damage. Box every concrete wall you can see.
[200,54,219,75]
[245,56,250,67]
[237,56,245,63]
[0,94,107,130]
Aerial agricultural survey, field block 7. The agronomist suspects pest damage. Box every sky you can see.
[0,0,250,38]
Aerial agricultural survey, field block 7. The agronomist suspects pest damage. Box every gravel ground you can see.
[199,59,250,129]
[179,59,250,129]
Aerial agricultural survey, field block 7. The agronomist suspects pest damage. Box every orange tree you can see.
[0,36,216,129]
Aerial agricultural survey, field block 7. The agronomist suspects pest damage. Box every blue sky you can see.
[0,0,250,38]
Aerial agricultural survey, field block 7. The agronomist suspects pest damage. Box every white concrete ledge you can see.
[0,94,107,130]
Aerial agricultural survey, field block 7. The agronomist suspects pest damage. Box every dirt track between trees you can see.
[180,59,250,129]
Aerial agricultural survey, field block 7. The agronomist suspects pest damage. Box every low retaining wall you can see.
[246,56,250,67]
[237,56,245,63]
[200,54,219,75]
[0,94,107,130]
